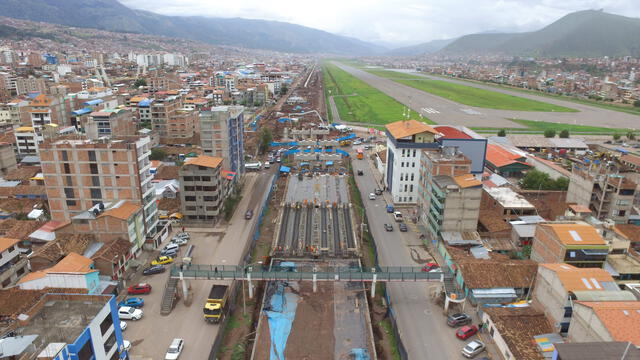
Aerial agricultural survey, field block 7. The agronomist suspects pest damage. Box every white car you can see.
[171,237,188,246]
[165,338,184,360]
[368,193,376,200]
[174,232,190,240]
[123,340,131,352]
[119,321,127,332]
[118,306,143,320]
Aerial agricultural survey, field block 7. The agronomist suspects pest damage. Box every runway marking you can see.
[460,108,481,115]
[421,107,440,114]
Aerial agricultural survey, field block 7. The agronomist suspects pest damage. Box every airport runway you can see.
[333,62,640,129]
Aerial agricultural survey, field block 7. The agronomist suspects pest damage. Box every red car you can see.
[127,283,152,295]
[456,325,478,340]
[421,262,439,272]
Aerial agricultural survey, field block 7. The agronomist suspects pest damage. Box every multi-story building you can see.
[385,119,440,204]
[481,187,537,221]
[167,109,198,139]
[567,165,636,223]
[568,301,640,346]
[40,136,158,239]
[18,252,100,293]
[28,94,72,143]
[0,142,16,176]
[199,106,245,174]
[531,222,609,268]
[0,237,28,288]
[179,156,225,226]
[14,126,38,157]
[0,292,128,360]
[14,76,47,95]
[150,95,181,138]
[85,108,136,139]
[418,147,481,239]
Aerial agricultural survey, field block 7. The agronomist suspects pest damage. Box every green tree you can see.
[258,128,273,155]
[544,129,556,138]
[634,100,640,108]
[497,129,506,137]
[149,148,166,161]
[134,78,147,87]
[613,133,622,141]
[559,129,570,138]
[520,170,569,191]
[627,131,635,140]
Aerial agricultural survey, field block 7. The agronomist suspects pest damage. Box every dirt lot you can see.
[253,281,335,360]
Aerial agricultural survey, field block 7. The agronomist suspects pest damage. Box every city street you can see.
[351,153,491,360]
[126,170,275,359]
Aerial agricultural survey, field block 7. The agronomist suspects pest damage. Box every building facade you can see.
[531,222,609,268]
[86,108,136,139]
[199,106,245,175]
[179,156,225,226]
[0,237,28,288]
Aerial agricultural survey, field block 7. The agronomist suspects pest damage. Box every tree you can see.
[544,129,556,138]
[634,100,640,108]
[613,133,622,141]
[149,148,166,161]
[559,129,570,138]
[258,128,273,155]
[497,129,506,137]
[627,131,636,140]
[134,78,147,88]
[520,170,569,191]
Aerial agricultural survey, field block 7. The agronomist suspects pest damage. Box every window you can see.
[186,206,196,211]
[402,149,405,156]
[203,186,215,191]
[64,188,74,199]
[206,206,218,211]
[99,314,114,335]
[66,200,76,206]
[183,176,193,182]
[404,185,408,192]
[63,163,70,174]
[103,331,116,354]
[409,196,412,202]
[185,196,196,202]
[400,174,404,181]
[8,246,14,253]
[201,176,211,181]
[61,150,68,161]
[410,174,414,181]
[90,188,102,199]
[413,149,416,157]
[412,162,416,168]
[90,163,99,174]
[203,196,215,202]
[78,341,94,360]
[88,151,96,162]
[410,185,414,192]
[617,210,627,216]
[16,267,25,276]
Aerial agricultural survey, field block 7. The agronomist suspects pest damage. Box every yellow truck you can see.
[203,284,229,323]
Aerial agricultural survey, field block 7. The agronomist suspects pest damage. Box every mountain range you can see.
[0,0,384,54]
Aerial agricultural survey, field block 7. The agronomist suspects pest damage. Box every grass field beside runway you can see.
[363,69,577,112]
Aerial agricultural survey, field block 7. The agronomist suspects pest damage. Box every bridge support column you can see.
[313,273,317,293]
[248,272,253,299]
[371,273,377,297]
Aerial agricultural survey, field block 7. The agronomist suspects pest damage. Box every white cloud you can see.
[118,0,640,46]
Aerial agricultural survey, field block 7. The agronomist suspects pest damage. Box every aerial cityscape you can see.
[1,1,640,360]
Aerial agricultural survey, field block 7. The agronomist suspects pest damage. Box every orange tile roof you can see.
[541,263,615,291]
[453,174,481,188]
[29,94,51,107]
[101,201,140,220]
[621,154,640,168]
[614,224,640,243]
[0,237,19,253]
[575,301,640,346]
[485,144,528,168]
[184,156,223,169]
[385,119,438,139]
[540,223,606,245]
[19,252,95,284]
[568,204,592,214]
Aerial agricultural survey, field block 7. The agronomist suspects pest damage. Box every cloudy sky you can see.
[119,0,640,46]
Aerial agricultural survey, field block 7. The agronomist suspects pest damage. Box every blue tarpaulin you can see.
[71,108,92,116]
[326,161,334,166]
[279,262,297,269]
[299,162,310,167]
[615,148,629,154]
[83,99,104,106]
[278,117,293,123]
[350,349,371,360]
[336,133,356,141]
[264,282,299,360]
[279,166,291,173]
[336,149,350,157]
[138,99,153,107]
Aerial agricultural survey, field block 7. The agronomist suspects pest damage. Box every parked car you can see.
[393,211,404,222]
[447,313,472,327]
[374,189,383,195]
[164,338,185,360]
[143,265,166,276]
[127,283,152,295]
[245,209,254,220]
[353,140,362,145]
[399,223,408,232]
[369,193,376,200]
[384,223,393,231]
[170,237,188,246]
[118,306,143,320]
[152,256,174,266]
[160,248,179,257]
[164,243,180,252]
[386,205,394,213]
[123,340,132,352]
[461,340,485,358]
[118,297,144,308]
[174,232,190,240]
[456,325,478,340]
[421,262,439,272]
[120,321,127,332]
[357,169,364,176]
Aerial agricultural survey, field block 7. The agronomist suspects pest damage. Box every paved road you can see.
[334,62,640,129]
[351,154,488,360]
[127,170,275,359]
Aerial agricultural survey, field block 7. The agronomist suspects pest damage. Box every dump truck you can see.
[203,284,229,324]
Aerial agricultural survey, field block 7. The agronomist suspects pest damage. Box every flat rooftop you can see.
[285,174,349,204]
[484,187,535,209]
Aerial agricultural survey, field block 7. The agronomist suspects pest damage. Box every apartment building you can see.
[531,222,609,268]
[0,142,16,176]
[481,187,537,221]
[150,95,182,138]
[199,106,245,174]
[40,136,158,239]
[567,165,636,223]
[0,237,28,288]
[385,119,440,204]
[167,109,198,139]
[179,156,225,226]
[418,147,481,239]
[86,108,136,139]
[28,94,73,143]
[14,126,38,157]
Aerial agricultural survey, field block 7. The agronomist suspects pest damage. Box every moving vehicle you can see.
[456,325,478,340]
[245,162,262,171]
[461,340,485,358]
[118,298,144,308]
[393,211,404,222]
[447,313,472,327]
[165,338,185,360]
[399,223,408,232]
[127,283,152,295]
[386,205,394,213]
[368,193,376,200]
[384,223,393,231]
[245,209,254,220]
[118,306,143,320]
[264,162,270,169]
[357,169,364,176]
[143,265,166,276]
[152,256,174,266]
[356,148,364,159]
[421,263,439,272]
[203,284,230,323]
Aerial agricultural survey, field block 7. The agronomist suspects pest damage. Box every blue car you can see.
[118,297,144,308]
